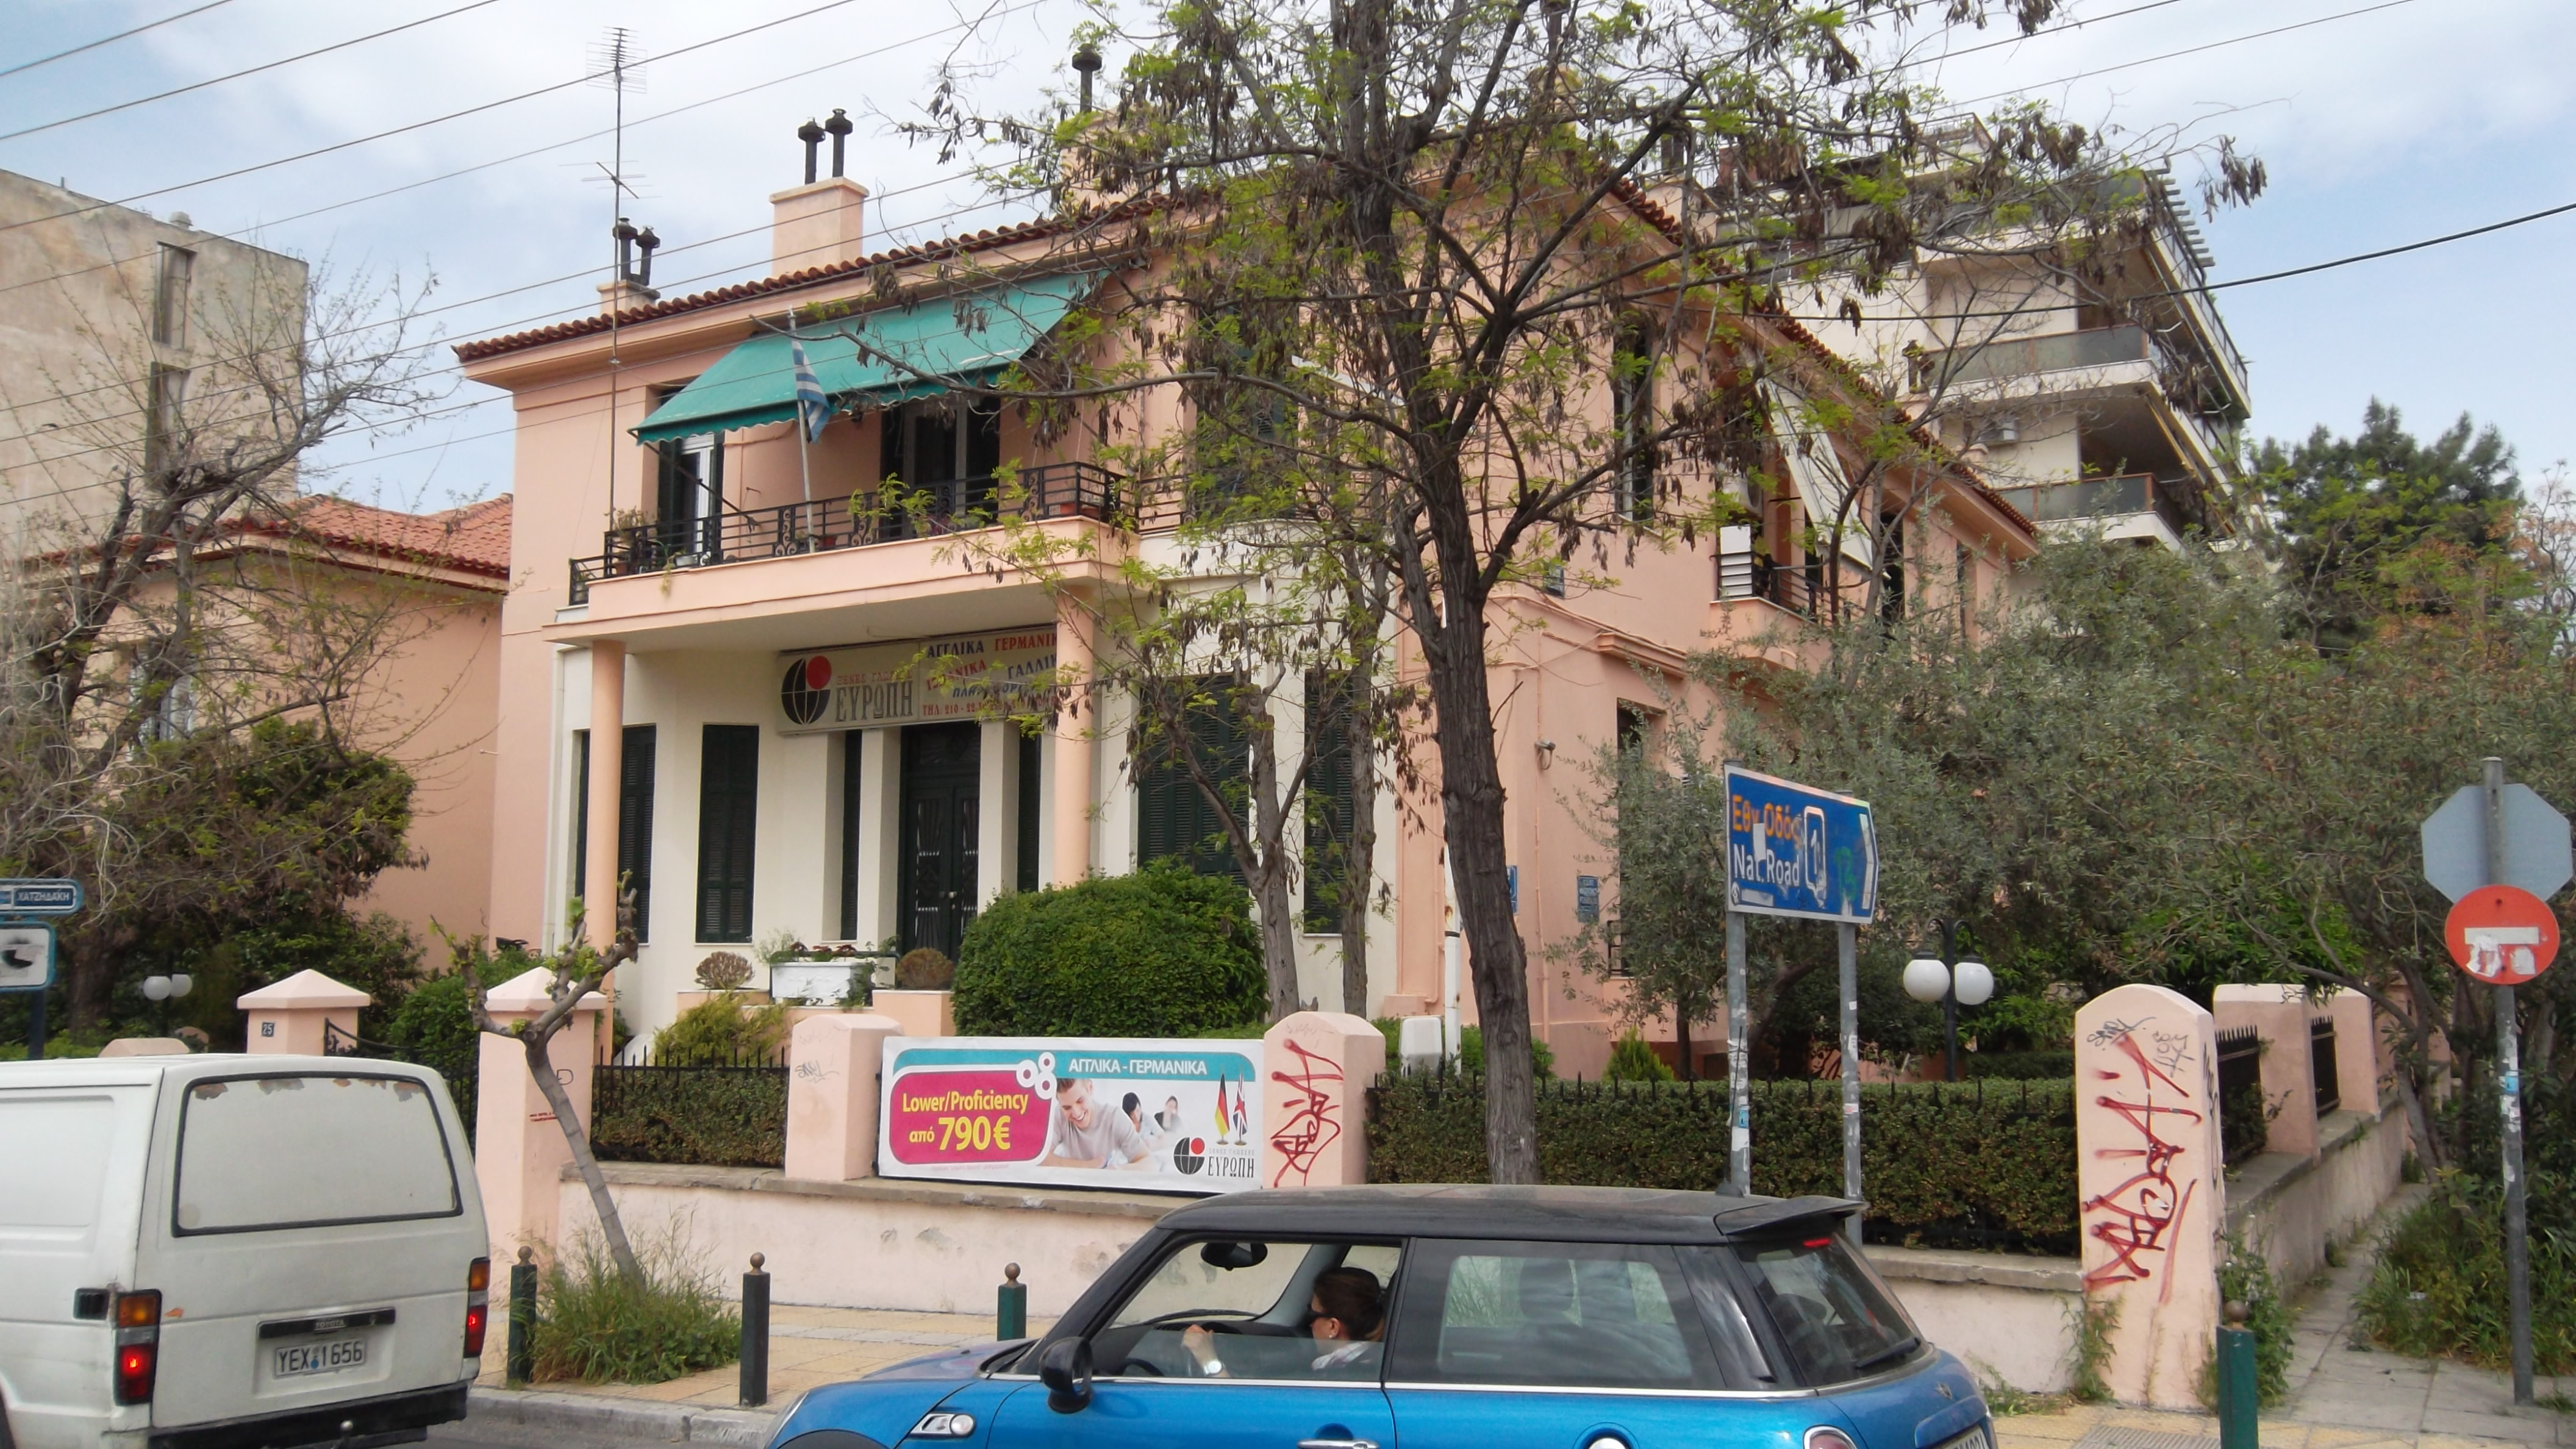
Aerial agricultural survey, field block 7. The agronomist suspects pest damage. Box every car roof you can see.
[1154,1184,1861,1244]
[0,1054,435,1089]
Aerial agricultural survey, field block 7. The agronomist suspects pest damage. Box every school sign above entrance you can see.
[775,626,1057,735]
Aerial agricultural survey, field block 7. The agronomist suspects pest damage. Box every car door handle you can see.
[1298,1440,1378,1449]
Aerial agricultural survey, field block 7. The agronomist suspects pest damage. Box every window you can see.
[879,398,1002,527]
[1615,701,1655,757]
[654,434,723,559]
[1304,671,1357,931]
[1134,679,1249,884]
[617,724,657,942]
[152,245,194,347]
[571,729,590,902]
[173,1074,460,1234]
[133,660,195,744]
[838,729,864,941]
[696,724,760,942]
[1015,730,1041,893]
[1094,1237,1403,1383]
[1611,321,1655,521]
[1955,545,1975,637]
[1879,509,1906,625]
[1386,1239,1720,1389]
[145,363,187,469]
[1731,1231,1918,1384]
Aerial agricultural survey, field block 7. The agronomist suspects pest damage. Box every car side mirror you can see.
[1037,1337,1093,1413]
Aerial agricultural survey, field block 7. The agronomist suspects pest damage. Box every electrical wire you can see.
[0,0,238,82]
[0,0,511,145]
[1948,0,2424,109]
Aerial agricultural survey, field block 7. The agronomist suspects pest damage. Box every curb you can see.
[467,1386,778,1447]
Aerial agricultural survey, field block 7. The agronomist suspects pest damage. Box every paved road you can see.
[432,1419,679,1449]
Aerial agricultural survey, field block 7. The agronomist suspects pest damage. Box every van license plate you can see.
[274,1337,367,1378]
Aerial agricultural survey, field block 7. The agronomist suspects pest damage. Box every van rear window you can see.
[174,1073,460,1234]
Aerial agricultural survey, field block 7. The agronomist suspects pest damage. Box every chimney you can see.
[771,115,868,274]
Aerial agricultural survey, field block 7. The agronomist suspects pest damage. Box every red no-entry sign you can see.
[2445,885,2561,986]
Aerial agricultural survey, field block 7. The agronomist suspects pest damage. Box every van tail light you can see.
[113,1290,161,1405]
[463,1258,490,1357]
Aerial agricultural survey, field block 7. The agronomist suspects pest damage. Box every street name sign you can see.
[0,879,82,916]
[1722,764,1878,923]
[2445,886,2559,986]
[2422,786,2572,903]
[0,922,55,993]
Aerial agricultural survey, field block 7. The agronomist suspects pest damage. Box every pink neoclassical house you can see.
[455,143,2038,1076]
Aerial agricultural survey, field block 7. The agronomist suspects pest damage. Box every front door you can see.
[899,722,980,957]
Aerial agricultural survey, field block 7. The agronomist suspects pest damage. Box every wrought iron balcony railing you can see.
[567,460,1122,604]
[1990,472,2192,539]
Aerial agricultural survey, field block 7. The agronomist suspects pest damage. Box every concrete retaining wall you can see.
[1866,1247,2081,1394]
[2227,1104,2410,1292]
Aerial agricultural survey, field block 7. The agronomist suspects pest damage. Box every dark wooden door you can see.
[899,723,981,957]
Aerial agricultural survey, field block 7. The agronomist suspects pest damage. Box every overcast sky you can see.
[4,0,2569,510]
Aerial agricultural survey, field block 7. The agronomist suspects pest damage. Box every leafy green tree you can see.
[2252,400,2522,650]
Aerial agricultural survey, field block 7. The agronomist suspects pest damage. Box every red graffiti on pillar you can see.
[2080,1018,2204,1290]
[1267,1037,1343,1187]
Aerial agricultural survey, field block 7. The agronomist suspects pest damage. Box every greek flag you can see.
[790,337,831,442]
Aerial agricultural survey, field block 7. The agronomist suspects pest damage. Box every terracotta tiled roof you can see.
[248,494,513,581]
[452,198,1159,363]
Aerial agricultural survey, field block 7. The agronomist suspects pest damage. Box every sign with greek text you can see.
[876,1037,1264,1193]
[1722,764,1878,923]
[775,627,1056,735]
[0,878,82,916]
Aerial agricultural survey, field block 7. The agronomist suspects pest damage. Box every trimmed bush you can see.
[1368,1075,2077,1253]
[1962,1050,2073,1080]
[650,998,789,1066]
[592,1064,787,1168]
[954,863,1265,1036]
[895,947,955,990]
[1603,1032,1676,1082]
[384,973,480,1143]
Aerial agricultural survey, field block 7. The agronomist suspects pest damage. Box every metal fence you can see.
[324,1019,478,1150]
[592,1045,789,1168]
[2216,1025,2267,1166]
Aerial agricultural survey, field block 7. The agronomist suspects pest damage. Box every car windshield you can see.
[1733,1231,1916,1384]
[1096,1237,1401,1383]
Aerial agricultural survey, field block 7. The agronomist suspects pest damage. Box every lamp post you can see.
[1903,920,1991,1082]
[140,971,192,1036]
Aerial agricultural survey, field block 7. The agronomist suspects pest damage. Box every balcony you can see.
[1991,473,2192,546]
[1918,323,2159,388]
[568,461,1123,604]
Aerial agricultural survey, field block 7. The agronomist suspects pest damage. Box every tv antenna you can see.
[590,26,647,530]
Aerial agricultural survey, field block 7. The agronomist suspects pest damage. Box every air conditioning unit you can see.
[1976,415,2021,446]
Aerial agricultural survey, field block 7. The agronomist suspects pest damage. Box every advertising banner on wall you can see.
[878,1037,1265,1193]
[775,626,1056,735]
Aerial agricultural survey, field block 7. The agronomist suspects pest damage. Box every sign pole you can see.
[2483,757,2535,1406]
[1839,921,1862,1244]
[23,976,43,1059]
[1726,906,1750,1195]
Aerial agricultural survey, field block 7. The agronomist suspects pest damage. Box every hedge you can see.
[954,862,1265,1037]
[591,1061,787,1168]
[1368,1075,2078,1254]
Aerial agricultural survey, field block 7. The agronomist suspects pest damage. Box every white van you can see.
[0,1055,488,1449]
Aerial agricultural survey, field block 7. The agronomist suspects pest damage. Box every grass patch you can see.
[532,1225,739,1385]
[2358,1172,2576,1373]
[1978,1374,2074,1416]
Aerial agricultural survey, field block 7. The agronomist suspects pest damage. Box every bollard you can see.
[997,1262,1027,1341]
[2216,1299,2259,1449]
[739,1253,770,1409]
[507,1247,538,1386]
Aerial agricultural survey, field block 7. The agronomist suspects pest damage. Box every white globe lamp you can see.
[141,976,172,1001]
[167,972,193,999]
[1952,957,1994,1007]
[1902,954,1951,1005]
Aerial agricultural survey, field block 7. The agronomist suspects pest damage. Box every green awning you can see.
[633,272,1095,444]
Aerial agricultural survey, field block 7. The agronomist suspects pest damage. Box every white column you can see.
[978,719,1015,906]
[854,728,901,947]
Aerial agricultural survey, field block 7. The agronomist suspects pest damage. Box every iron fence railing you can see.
[2311,1015,2341,1117]
[567,460,1123,604]
[2217,1025,2266,1167]
[592,1045,789,1168]
[1990,473,2195,540]
[1716,550,1827,618]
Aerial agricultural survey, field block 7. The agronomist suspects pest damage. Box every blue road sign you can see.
[0,879,81,916]
[1723,764,1878,923]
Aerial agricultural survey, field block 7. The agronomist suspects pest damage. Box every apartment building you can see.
[457,143,2038,1072]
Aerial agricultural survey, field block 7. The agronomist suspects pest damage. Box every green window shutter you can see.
[1134,678,1248,886]
[1015,730,1040,893]
[696,724,760,943]
[616,724,656,943]
[1303,671,1354,932]
[572,729,590,904]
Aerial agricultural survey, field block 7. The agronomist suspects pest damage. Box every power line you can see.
[0,0,937,237]
[0,0,238,82]
[1950,0,2423,109]
[0,0,510,145]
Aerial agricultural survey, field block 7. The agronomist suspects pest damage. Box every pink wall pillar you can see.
[1259,1012,1386,1189]
[2322,989,2381,1116]
[236,968,371,1054]
[474,967,606,1264]
[2075,984,2224,1410]
[2212,985,2320,1158]
[784,1012,903,1182]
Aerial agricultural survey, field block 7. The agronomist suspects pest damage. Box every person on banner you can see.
[1040,1077,1153,1169]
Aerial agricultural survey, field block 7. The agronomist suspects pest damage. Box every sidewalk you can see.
[468,1303,1050,1445]
[1997,1184,2571,1449]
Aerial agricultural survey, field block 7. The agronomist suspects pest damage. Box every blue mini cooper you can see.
[764,1184,1991,1449]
